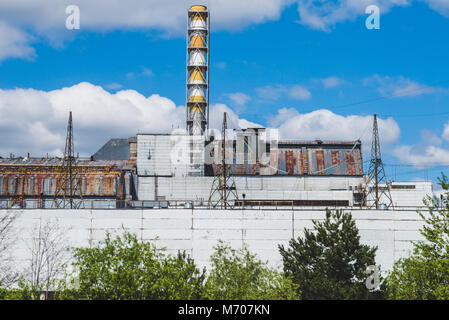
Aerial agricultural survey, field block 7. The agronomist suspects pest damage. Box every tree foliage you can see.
[58,232,206,300]
[279,209,382,300]
[0,212,20,288]
[386,173,449,300]
[204,241,300,300]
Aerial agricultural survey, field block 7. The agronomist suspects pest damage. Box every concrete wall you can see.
[1,208,427,274]
[138,175,364,203]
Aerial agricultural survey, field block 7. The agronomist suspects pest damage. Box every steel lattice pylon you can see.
[53,111,84,209]
[208,112,239,209]
[365,114,394,209]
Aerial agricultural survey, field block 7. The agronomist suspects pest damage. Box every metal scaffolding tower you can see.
[208,112,239,209]
[186,5,209,135]
[53,111,84,208]
[366,114,394,209]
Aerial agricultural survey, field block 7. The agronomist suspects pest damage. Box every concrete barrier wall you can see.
[1,208,427,273]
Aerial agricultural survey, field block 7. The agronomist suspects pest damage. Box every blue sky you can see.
[1,0,449,186]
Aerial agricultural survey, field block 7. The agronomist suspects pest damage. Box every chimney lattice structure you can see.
[366,114,394,209]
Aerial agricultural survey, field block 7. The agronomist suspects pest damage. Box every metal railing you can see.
[0,198,434,211]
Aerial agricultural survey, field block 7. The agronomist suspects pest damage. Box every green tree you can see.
[57,232,206,300]
[279,209,382,300]
[386,173,449,300]
[204,241,300,300]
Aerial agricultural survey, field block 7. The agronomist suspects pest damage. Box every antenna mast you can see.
[54,111,84,208]
[208,112,239,209]
[366,114,393,209]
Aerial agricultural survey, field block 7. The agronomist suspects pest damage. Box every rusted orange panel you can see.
[331,150,340,175]
[316,150,325,175]
[354,150,363,175]
[285,150,296,175]
[345,151,356,175]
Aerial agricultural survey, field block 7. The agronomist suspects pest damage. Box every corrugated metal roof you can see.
[0,157,137,197]
[92,138,131,161]
[209,143,363,176]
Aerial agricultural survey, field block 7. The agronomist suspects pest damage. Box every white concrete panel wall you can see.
[138,176,362,203]
[1,208,428,275]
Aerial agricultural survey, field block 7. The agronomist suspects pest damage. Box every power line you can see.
[380,110,449,119]
[304,78,449,114]
[385,163,449,168]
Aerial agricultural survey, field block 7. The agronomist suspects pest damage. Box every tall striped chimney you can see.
[186,5,209,136]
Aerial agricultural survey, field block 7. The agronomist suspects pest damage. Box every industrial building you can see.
[0,5,434,210]
[131,5,433,209]
[0,138,137,209]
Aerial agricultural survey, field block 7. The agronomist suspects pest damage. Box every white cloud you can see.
[442,123,449,143]
[364,75,442,97]
[295,0,449,31]
[423,0,449,17]
[272,108,400,152]
[319,76,347,88]
[0,82,404,159]
[296,0,411,31]
[268,107,300,127]
[393,129,449,166]
[226,92,251,106]
[126,67,154,79]
[289,85,312,100]
[215,62,227,69]
[0,0,289,60]
[0,0,449,61]
[105,83,123,90]
[256,84,311,101]
[0,0,287,37]
[209,103,262,131]
[0,20,35,61]
[0,82,185,156]
[0,82,261,157]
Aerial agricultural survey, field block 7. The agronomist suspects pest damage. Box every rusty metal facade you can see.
[209,141,363,176]
[0,158,137,203]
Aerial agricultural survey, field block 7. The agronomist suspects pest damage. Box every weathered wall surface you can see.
[1,208,427,273]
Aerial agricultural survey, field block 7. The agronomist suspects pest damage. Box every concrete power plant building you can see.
[0,5,439,275]
[134,5,433,209]
[0,5,434,210]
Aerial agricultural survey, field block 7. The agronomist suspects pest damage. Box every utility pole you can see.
[366,114,393,209]
[54,111,83,209]
[208,112,239,209]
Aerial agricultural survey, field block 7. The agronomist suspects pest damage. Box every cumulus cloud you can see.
[256,84,311,101]
[105,83,123,90]
[364,75,443,97]
[1,1,449,61]
[423,0,449,17]
[225,92,251,106]
[0,0,289,60]
[318,76,347,88]
[270,108,400,152]
[0,82,186,156]
[295,0,449,31]
[296,0,411,31]
[0,82,404,158]
[0,82,263,157]
[393,129,449,166]
[0,0,287,38]
[0,20,35,61]
[442,123,449,143]
[209,103,262,131]
[394,121,449,167]
[289,85,312,100]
